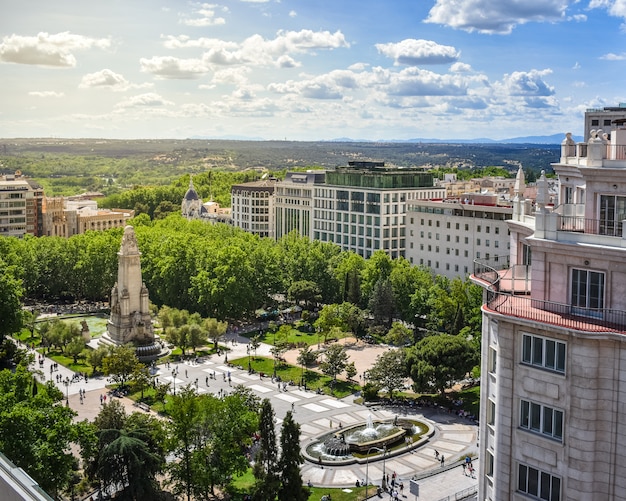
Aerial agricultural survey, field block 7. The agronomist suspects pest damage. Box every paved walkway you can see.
[28,335,479,501]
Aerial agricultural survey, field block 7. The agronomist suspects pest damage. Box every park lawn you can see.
[230,468,369,501]
[47,350,93,375]
[230,356,359,399]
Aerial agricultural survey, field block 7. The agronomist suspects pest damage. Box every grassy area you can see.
[230,468,370,501]
[46,350,93,375]
[230,356,359,399]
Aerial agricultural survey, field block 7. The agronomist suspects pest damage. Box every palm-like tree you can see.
[97,428,163,500]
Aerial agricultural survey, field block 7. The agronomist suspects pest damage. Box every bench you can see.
[136,402,151,412]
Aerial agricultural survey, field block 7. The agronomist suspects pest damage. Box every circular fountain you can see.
[305,414,431,464]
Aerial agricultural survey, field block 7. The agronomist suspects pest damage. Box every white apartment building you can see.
[311,161,444,259]
[0,172,44,237]
[406,193,512,279]
[584,104,626,141]
[230,178,278,238]
[274,171,326,239]
[473,123,626,501]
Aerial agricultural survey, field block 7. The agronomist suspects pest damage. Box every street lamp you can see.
[171,370,176,395]
[365,446,385,500]
[63,377,70,406]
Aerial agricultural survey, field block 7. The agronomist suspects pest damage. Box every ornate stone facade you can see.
[102,225,163,360]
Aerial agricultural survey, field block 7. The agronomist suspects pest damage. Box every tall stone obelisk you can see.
[105,226,155,350]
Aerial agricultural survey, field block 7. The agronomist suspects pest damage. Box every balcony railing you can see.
[557,215,624,237]
[473,259,626,334]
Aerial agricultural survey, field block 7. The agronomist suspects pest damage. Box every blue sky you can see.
[1,0,625,141]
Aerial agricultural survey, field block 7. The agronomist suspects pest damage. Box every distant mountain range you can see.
[328,133,582,145]
[190,133,582,145]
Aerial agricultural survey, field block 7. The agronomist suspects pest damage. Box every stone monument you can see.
[101,225,164,360]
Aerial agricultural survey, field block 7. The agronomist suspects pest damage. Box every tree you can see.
[253,399,280,501]
[187,323,207,354]
[368,277,396,328]
[97,428,163,499]
[130,364,153,401]
[319,343,349,392]
[366,349,407,399]
[167,387,200,501]
[385,322,413,347]
[287,280,321,309]
[296,346,317,384]
[0,364,81,497]
[66,336,86,364]
[203,317,228,350]
[0,259,24,341]
[102,344,142,388]
[345,361,357,381]
[406,334,478,395]
[278,411,308,501]
[87,345,112,375]
[249,334,261,359]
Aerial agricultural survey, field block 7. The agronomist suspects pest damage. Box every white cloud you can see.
[385,67,468,96]
[115,93,174,109]
[211,67,251,86]
[600,52,626,60]
[376,39,460,65]
[162,29,348,68]
[268,70,359,99]
[289,10,297,18]
[79,69,129,90]
[275,55,300,68]
[589,0,626,19]
[0,31,110,67]
[180,3,226,27]
[425,0,573,34]
[28,91,64,98]
[140,56,209,79]
[500,69,555,96]
[450,62,473,73]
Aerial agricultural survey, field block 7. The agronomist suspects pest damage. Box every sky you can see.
[1,0,626,141]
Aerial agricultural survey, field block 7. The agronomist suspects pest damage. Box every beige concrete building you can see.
[0,172,44,237]
[42,197,133,237]
[406,192,513,278]
[473,122,626,500]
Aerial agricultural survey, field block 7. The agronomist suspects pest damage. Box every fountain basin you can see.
[304,417,433,466]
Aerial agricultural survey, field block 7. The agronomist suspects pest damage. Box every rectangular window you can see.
[571,268,605,315]
[522,334,566,373]
[518,463,561,501]
[488,399,496,426]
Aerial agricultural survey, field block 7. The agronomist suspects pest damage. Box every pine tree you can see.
[253,399,280,501]
[278,411,308,501]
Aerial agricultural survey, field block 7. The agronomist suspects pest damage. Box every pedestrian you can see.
[462,463,467,475]
[291,402,295,412]
[435,449,439,459]
[206,376,209,386]
[185,369,188,378]
[441,455,445,466]
[399,481,404,494]
[99,394,103,405]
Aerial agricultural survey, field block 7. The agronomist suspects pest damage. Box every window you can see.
[520,400,563,440]
[522,334,566,373]
[488,347,497,373]
[488,399,496,426]
[518,463,561,501]
[486,451,494,477]
[571,269,605,314]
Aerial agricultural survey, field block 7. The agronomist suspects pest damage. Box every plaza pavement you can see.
[29,335,479,501]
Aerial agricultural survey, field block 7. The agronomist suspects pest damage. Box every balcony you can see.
[472,259,626,334]
[557,215,623,237]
